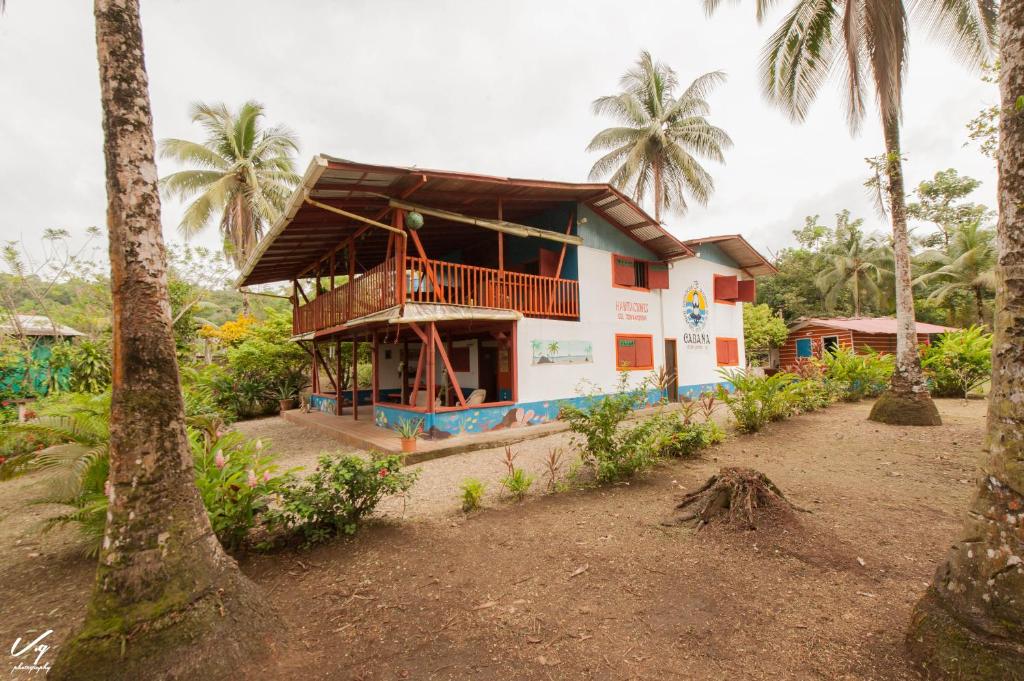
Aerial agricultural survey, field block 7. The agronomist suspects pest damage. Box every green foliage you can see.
[642,409,724,458]
[459,478,486,512]
[716,369,799,433]
[268,453,418,545]
[194,310,309,419]
[68,339,112,393]
[742,304,788,365]
[922,326,993,398]
[500,468,534,501]
[562,375,658,483]
[392,417,423,439]
[191,430,293,550]
[820,347,894,401]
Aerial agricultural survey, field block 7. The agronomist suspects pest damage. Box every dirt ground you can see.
[0,399,986,679]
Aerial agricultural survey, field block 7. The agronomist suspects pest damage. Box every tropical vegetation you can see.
[586,51,732,221]
[159,101,301,268]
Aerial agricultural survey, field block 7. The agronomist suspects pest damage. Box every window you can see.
[716,337,740,366]
[714,274,738,303]
[612,254,669,290]
[714,275,756,303]
[633,259,648,289]
[615,334,654,370]
[796,337,813,358]
[822,335,839,355]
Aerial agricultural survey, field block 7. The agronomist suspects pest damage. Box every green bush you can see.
[68,339,112,394]
[821,347,893,400]
[922,326,993,398]
[191,430,294,550]
[634,409,724,456]
[459,478,486,512]
[268,453,418,545]
[716,369,800,433]
[562,375,660,483]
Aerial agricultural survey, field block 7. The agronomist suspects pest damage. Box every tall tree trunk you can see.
[868,115,941,426]
[906,2,1024,675]
[50,1,276,678]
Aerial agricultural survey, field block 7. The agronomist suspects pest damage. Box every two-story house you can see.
[237,156,775,438]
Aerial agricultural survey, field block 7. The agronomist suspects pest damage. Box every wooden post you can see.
[395,211,407,310]
[436,333,466,407]
[372,332,379,406]
[510,322,518,403]
[427,323,437,413]
[335,339,342,416]
[311,342,319,394]
[401,339,409,404]
[497,197,504,273]
[352,339,359,420]
[410,342,425,407]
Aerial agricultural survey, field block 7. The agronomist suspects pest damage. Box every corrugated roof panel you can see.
[605,202,645,226]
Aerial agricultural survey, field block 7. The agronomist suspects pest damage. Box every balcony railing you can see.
[293,256,579,335]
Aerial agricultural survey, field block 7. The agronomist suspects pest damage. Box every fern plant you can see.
[0,393,111,556]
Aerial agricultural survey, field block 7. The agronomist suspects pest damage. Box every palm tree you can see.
[587,51,733,222]
[913,222,996,324]
[706,0,997,426]
[159,101,300,269]
[908,0,1024,671]
[814,212,889,316]
[49,1,276,677]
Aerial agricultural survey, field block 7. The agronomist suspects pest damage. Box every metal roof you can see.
[0,314,84,337]
[237,156,693,287]
[789,317,958,335]
[682,234,778,277]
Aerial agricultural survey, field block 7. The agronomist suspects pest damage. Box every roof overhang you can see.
[237,155,692,287]
[788,317,958,335]
[681,234,777,277]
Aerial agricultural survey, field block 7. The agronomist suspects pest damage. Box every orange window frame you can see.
[716,336,740,366]
[713,273,737,305]
[611,253,651,292]
[615,333,655,371]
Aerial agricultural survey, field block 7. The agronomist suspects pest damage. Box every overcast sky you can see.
[0,0,998,273]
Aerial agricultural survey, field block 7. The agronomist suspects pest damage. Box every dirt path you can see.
[0,399,986,679]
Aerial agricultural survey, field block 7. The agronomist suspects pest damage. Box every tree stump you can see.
[667,467,800,530]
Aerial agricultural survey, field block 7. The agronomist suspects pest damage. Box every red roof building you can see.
[778,317,957,368]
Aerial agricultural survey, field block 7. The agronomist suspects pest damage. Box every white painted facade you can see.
[517,244,748,402]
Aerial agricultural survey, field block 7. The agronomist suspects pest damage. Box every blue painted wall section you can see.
[369,382,726,440]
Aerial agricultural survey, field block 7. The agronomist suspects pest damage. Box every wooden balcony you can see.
[293,256,579,335]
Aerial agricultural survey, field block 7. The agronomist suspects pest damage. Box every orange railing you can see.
[405,257,579,319]
[294,256,579,334]
[293,257,398,335]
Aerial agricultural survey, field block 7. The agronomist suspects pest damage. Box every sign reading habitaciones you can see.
[615,300,649,322]
[682,282,711,349]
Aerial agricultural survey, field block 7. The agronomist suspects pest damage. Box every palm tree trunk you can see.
[868,114,941,426]
[907,4,1024,671]
[653,162,663,223]
[853,274,861,317]
[975,285,986,326]
[50,1,276,678]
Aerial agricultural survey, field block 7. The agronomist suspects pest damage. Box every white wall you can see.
[516,245,748,402]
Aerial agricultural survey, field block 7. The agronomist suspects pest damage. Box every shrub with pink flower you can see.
[191,430,296,551]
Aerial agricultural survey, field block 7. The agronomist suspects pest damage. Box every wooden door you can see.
[664,339,679,402]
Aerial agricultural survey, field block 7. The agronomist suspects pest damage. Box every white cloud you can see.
[0,0,997,269]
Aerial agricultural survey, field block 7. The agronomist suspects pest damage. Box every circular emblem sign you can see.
[684,284,709,331]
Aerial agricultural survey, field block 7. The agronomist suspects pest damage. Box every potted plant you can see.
[393,417,423,453]
[269,372,306,413]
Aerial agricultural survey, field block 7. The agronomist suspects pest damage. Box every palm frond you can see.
[760,0,839,124]
[912,0,997,67]
[863,0,908,121]
[157,139,228,171]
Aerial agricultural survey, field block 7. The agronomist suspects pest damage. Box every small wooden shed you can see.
[778,317,957,368]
